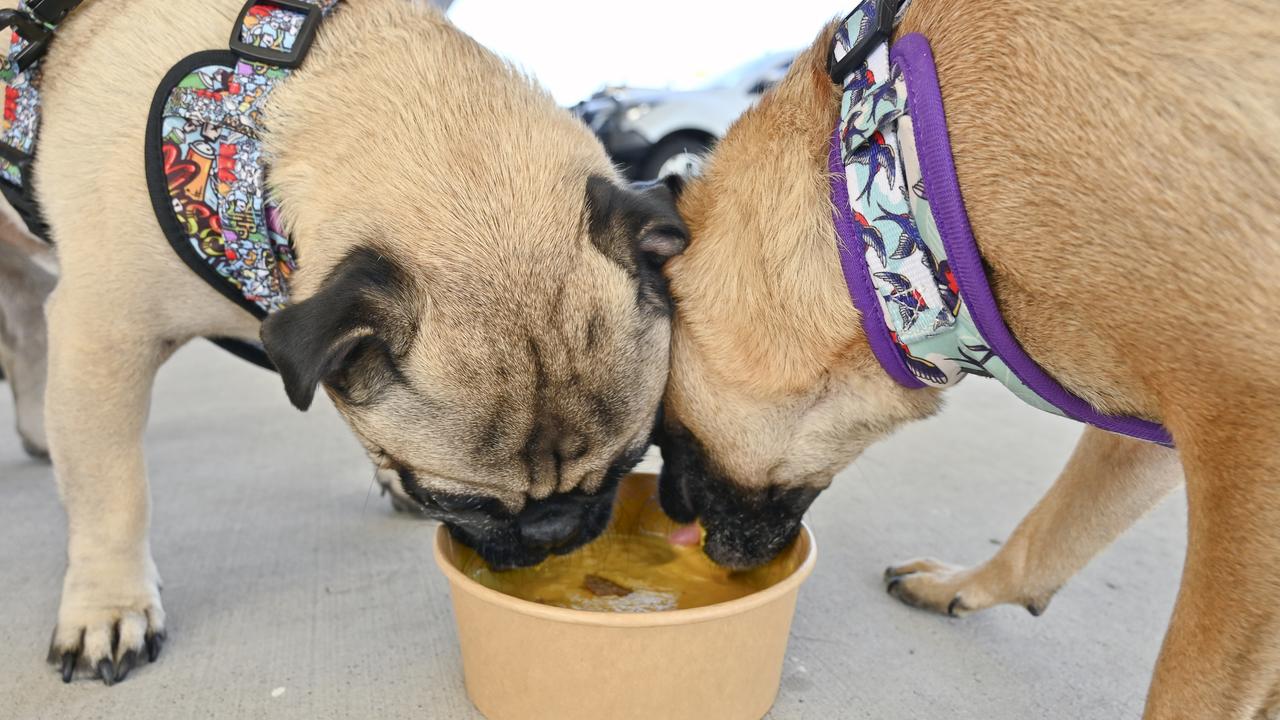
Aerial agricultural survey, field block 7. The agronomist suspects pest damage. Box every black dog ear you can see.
[260,248,403,411]
[634,178,689,261]
[660,172,685,199]
[586,175,689,268]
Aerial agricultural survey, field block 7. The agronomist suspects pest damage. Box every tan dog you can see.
[0,0,686,685]
[657,1,1279,717]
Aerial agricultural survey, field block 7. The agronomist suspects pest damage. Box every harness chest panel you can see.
[147,52,297,318]
[146,1,340,319]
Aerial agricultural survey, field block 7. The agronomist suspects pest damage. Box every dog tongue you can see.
[668,524,703,547]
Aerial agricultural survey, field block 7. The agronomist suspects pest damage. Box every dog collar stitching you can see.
[828,2,1174,446]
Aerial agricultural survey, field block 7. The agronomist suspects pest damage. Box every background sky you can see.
[449,0,847,105]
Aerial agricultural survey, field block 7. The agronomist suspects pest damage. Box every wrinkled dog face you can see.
[262,177,687,569]
[653,33,939,570]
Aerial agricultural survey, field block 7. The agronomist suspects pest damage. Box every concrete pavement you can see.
[0,341,1186,719]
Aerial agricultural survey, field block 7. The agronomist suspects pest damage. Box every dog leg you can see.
[884,427,1181,617]
[0,229,56,458]
[43,287,177,685]
[1143,415,1280,720]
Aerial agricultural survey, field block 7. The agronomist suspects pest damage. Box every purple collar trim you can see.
[830,33,1173,446]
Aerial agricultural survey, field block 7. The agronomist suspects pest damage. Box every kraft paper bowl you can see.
[433,473,817,720]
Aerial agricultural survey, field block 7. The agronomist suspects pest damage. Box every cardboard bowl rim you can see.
[432,521,817,628]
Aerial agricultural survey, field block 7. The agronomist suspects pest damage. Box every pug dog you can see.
[0,0,686,685]
[657,1,1278,717]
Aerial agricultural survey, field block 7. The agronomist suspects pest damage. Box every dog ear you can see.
[634,177,689,261]
[260,248,403,411]
[586,175,689,268]
[659,172,685,199]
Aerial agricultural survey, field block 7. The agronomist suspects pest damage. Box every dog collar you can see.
[827,0,1172,445]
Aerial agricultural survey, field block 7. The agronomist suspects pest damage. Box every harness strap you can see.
[142,0,342,371]
[0,0,85,241]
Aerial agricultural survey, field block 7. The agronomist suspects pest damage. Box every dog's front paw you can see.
[49,560,165,686]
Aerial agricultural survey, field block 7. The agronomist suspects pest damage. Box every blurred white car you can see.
[571,51,796,180]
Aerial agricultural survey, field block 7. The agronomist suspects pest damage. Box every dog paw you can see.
[374,466,427,515]
[884,557,1052,618]
[884,558,983,616]
[49,562,166,685]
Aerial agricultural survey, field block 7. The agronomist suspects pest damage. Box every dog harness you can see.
[145,0,340,320]
[0,0,71,241]
[828,0,1173,445]
[0,0,344,369]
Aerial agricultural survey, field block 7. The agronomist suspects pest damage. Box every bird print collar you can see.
[826,0,1172,445]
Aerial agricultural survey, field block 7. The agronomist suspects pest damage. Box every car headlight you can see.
[623,102,657,124]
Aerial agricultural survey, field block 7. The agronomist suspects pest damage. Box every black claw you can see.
[97,658,116,687]
[883,566,897,581]
[886,577,901,595]
[117,650,137,682]
[146,632,165,663]
[60,652,76,683]
[947,596,964,617]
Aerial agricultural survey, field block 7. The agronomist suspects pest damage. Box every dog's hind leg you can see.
[1143,409,1280,720]
[42,283,180,685]
[0,222,56,459]
[884,427,1181,617]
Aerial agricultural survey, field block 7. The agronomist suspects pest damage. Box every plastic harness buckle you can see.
[0,8,51,72]
[828,0,898,84]
[26,0,83,25]
[230,0,323,69]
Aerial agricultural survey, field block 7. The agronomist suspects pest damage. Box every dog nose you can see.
[518,503,582,548]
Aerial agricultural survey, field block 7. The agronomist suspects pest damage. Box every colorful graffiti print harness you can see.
[0,1,343,368]
[828,0,1172,445]
[0,0,83,242]
[145,0,342,320]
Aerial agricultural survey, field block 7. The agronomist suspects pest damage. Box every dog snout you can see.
[447,481,622,570]
[655,420,823,569]
[518,501,583,549]
[700,483,821,570]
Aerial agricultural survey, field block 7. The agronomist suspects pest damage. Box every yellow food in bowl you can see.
[454,479,803,612]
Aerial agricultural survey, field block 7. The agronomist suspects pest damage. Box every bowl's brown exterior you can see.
[432,474,817,720]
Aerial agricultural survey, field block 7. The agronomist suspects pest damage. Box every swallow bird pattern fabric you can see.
[833,0,1061,414]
